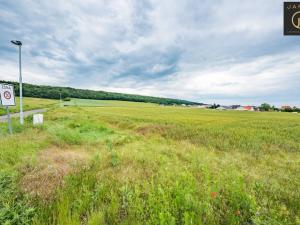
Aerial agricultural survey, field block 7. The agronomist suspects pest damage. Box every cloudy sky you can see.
[0,0,299,106]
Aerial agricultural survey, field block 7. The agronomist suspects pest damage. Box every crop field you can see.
[0,98,299,225]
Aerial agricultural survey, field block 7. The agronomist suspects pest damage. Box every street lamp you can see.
[11,40,24,125]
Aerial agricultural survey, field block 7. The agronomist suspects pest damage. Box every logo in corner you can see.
[284,2,300,35]
[292,11,300,29]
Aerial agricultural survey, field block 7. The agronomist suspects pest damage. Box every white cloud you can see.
[97,50,300,106]
[0,59,68,85]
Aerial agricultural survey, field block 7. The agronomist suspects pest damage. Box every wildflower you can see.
[210,192,217,199]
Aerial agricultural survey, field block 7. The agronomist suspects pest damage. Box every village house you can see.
[235,106,255,111]
[281,105,292,110]
[196,104,212,109]
[243,106,255,111]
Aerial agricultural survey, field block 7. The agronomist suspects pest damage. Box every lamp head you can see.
[11,40,22,46]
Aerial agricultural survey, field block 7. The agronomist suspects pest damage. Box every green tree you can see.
[260,103,271,111]
[0,80,202,106]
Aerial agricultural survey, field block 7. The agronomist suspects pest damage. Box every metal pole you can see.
[19,45,24,125]
[60,93,63,107]
[6,106,12,134]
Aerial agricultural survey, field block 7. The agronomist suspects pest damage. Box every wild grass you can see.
[0,99,299,225]
[0,97,58,116]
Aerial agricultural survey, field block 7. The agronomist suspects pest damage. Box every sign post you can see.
[6,106,12,134]
[0,83,16,134]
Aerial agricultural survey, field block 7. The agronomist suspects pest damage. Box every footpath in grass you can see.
[0,101,299,225]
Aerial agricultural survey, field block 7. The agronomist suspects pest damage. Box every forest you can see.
[0,80,201,106]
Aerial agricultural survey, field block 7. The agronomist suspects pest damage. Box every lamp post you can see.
[11,40,23,125]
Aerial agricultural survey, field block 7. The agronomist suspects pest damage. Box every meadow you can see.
[0,97,58,116]
[0,98,299,225]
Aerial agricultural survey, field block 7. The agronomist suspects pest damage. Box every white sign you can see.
[0,83,16,106]
[33,114,44,126]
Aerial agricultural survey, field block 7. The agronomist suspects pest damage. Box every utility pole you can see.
[60,92,63,107]
[11,40,24,125]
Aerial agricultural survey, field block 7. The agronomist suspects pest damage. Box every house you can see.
[230,105,241,110]
[196,104,212,109]
[223,106,232,110]
[243,106,254,111]
[236,106,246,111]
[216,106,231,110]
[281,105,292,110]
[253,106,260,111]
[235,106,254,111]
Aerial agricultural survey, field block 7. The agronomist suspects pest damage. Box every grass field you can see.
[0,97,58,116]
[0,98,299,225]
[62,99,158,107]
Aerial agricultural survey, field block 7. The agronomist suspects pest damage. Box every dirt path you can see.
[0,108,47,122]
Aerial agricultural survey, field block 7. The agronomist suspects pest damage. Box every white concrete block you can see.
[33,114,43,126]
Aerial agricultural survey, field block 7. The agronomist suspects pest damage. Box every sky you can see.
[0,0,299,106]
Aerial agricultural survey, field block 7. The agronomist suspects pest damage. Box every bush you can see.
[62,97,71,101]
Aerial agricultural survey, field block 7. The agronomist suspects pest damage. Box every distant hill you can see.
[1,80,202,106]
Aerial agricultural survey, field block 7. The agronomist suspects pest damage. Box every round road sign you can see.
[3,91,11,100]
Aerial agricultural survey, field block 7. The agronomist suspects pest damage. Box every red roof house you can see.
[243,106,254,111]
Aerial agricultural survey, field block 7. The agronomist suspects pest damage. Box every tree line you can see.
[260,103,300,112]
[1,80,201,106]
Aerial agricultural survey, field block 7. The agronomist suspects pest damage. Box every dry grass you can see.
[20,147,90,201]
[136,124,175,137]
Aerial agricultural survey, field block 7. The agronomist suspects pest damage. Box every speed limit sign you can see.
[0,83,16,106]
